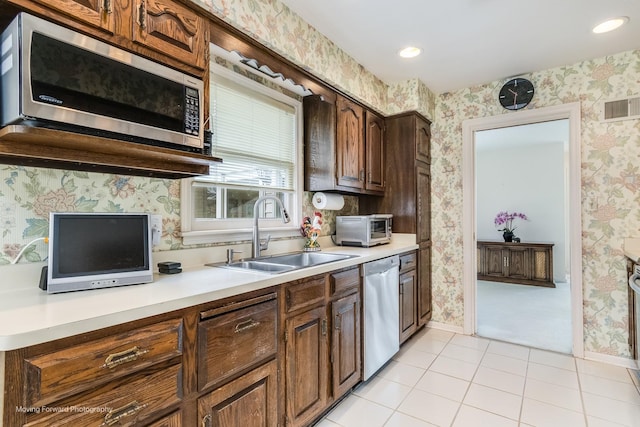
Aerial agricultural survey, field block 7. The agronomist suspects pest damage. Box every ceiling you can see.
[278,0,640,94]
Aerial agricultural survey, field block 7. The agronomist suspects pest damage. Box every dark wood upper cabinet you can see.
[365,111,385,193]
[30,0,116,34]
[361,111,432,327]
[416,118,431,164]
[304,95,385,195]
[132,0,207,69]
[336,96,365,190]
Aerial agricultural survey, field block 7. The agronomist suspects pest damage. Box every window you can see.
[181,63,302,245]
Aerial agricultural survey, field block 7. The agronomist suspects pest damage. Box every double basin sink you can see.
[219,252,358,274]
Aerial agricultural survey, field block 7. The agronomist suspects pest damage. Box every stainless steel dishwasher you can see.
[362,255,400,380]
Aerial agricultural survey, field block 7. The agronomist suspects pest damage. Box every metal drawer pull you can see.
[103,401,147,426]
[234,318,261,333]
[102,346,149,369]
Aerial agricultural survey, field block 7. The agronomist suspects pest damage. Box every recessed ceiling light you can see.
[592,17,629,34]
[398,47,422,58]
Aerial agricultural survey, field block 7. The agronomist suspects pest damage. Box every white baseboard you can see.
[426,320,464,334]
[584,351,638,369]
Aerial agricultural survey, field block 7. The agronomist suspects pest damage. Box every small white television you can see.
[46,212,153,293]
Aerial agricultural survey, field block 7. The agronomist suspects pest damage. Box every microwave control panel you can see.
[185,87,200,136]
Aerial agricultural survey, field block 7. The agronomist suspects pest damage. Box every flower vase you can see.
[503,231,514,242]
[303,232,321,252]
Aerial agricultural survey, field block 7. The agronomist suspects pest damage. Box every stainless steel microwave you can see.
[0,13,204,153]
[335,214,393,247]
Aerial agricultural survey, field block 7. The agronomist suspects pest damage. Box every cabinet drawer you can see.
[147,410,182,427]
[329,267,360,297]
[284,275,326,313]
[198,295,277,391]
[399,252,417,272]
[25,364,182,427]
[24,318,183,407]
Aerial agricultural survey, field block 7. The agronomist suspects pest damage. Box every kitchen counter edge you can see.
[0,234,418,351]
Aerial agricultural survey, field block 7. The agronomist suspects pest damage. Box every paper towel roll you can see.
[312,192,344,210]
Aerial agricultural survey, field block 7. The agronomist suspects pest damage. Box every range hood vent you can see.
[602,96,640,122]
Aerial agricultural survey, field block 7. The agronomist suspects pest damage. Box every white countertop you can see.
[0,234,417,351]
[624,238,640,263]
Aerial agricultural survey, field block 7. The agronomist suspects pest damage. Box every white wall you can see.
[476,141,567,282]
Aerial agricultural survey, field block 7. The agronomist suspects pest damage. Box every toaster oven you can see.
[335,215,393,247]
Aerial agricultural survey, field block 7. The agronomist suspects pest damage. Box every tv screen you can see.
[47,213,153,293]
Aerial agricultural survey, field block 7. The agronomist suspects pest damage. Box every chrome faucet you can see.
[252,195,291,258]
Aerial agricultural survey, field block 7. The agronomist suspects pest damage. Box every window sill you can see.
[181,226,301,246]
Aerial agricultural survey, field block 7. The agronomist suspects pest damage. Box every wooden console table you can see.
[477,241,555,288]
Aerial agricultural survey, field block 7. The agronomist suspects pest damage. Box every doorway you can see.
[475,120,571,353]
[461,103,584,358]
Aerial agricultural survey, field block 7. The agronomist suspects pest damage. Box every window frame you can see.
[181,62,303,246]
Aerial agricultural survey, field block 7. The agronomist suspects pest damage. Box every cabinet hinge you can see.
[283,331,288,342]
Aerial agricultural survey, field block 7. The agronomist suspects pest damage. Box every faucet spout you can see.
[252,195,291,258]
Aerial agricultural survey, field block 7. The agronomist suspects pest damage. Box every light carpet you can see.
[476,279,572,354]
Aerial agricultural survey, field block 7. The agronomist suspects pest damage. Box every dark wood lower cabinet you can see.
[417,245,432,326]
[198,360,278,427]
[331,292,361,398]
[4,267,366,427]
[284,305,329,427]
[399,254,418,344]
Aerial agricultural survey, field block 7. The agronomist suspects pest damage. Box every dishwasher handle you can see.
[630,273,640,294]
[361,255,399,276]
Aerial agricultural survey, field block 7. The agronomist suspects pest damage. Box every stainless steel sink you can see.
[218,252,358,274]
[225,260,297,273]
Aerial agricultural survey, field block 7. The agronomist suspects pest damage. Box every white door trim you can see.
[462,103,584,358]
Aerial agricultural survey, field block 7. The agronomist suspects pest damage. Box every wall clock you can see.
[498,78,534,110]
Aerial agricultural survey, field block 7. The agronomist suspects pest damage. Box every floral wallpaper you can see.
[0,168,180,263]
[0,0,638,359]
[432,49,640,358]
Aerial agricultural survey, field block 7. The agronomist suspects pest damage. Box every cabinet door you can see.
[331,292,361,399]
[506,246,530,280]
[416,164,431,243]
[336,96,365,190]
[365,111,385,193]
[531,246,553,283]
[198,360,278,427]
[484,245,506,278]
[33,0,115,33]
[285,306,329,427]
[415,116,431,164]
[132,0,206,68]
[417,244,432,326]
[399,268,417,343]
[148,411,182,427]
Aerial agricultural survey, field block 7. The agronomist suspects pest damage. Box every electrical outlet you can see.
[150,214,162,246]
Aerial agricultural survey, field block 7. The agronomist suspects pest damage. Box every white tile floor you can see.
[316,328,640,427]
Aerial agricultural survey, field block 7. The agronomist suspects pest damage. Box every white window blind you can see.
[197,75,296,192]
